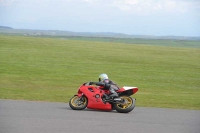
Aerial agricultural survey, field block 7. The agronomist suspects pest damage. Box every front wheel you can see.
[69,95,88,110]
[114,96,135,113]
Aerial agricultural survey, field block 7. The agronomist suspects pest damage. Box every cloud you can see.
[111,0,200,14]
[1,0,199,15]
[0,0,15,6]
[80,0,200,15]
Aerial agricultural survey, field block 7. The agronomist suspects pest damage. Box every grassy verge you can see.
[0,35,199,110]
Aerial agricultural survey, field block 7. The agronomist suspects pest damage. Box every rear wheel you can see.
[69,95,88,110]
[114,96,135,113]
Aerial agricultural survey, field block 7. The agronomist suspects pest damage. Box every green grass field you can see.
[0,35,200,110]
[61,36,200,48]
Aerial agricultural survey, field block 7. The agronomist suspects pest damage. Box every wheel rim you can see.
[71,96,87,107]
[116,96,133,109]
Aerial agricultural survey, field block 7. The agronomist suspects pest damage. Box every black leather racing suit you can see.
[90,80,119,98]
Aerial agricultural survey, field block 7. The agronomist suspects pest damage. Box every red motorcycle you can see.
[69,82,138,113]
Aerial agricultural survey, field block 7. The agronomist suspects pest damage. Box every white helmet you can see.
[98,73,108,82]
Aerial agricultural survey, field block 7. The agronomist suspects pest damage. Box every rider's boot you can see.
[107,92,118,100]
[107,87,118,100]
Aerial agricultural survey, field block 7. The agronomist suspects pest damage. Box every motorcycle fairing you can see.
[77,85,112,110]
[117,86,138,96]
[123,86,138,90]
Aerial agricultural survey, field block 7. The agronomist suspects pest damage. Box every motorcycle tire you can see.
[69,95,88,110]
[114,96,135,113]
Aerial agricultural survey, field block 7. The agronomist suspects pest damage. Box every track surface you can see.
[0,99,200,133]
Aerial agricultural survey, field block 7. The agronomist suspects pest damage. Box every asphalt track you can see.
[0,99,200,133]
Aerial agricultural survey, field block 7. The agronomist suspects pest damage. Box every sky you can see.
[0,0,200,36]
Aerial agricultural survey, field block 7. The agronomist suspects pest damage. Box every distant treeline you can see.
[0,27,200,40]
[0,26,13,29]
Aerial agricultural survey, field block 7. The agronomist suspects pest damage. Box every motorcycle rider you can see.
[89,73,119,99]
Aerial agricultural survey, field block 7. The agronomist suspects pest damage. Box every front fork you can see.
[75,94,85,104]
